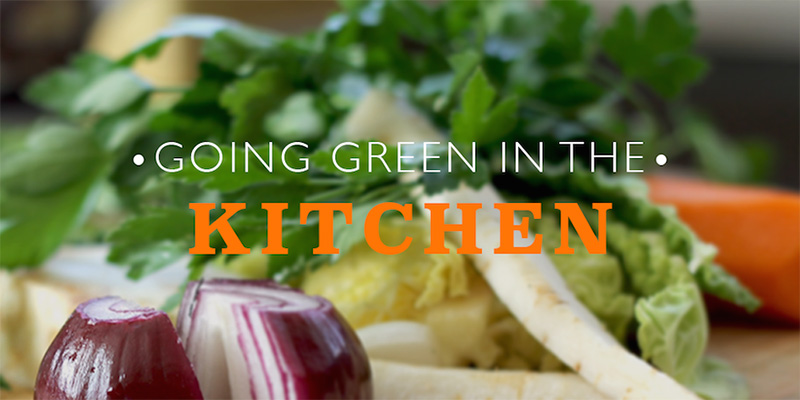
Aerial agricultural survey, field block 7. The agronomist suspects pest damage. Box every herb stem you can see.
[592,63,665,135]
[306,186,354,202]
[152,86,191,93]
[308,177,350,186]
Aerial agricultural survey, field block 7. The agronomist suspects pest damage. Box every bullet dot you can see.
[133,154,145,166]
[655,154,668,166]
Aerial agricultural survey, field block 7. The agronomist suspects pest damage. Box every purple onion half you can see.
[35,296,203,400]
[177,278,372,400]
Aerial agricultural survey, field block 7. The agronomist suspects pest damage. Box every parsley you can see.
[602,1,707,98]
[1,0,766,288]
[450,68,518,145]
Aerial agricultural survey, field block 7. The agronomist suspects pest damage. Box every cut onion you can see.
[178,278,372,399]
[34,296,203,400]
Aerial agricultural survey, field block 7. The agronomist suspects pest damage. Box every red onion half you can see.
[35,296,203,400]
[177,279,372,400]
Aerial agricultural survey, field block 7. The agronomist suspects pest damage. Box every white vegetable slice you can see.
[357,321,440,367]
[423,185,699,399]
[345,90,700,400]
[371,359,607,399]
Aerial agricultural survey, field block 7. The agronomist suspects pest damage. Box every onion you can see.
[34,296,203,400]
[177,278,372,400]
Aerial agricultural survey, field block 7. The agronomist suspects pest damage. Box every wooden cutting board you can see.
[707,323,800,399]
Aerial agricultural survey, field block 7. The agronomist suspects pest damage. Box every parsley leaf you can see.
[219,68,292,143]
[0,123,109,267]
[450,68,518,145]
[23,53,115,117]
[107,208,195,279]
[536,0,595,68]
[72,70,150,116]
[119,15,242,65]
[539,76,603,108]
[602,1,707,98]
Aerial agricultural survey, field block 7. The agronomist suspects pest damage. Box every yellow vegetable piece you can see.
[302,219,468,329]
[303,219,562,371]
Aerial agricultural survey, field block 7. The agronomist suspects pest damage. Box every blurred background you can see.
[1,0,799,189]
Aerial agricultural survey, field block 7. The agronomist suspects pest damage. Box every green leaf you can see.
[0,167,107,268]
[120,15,243,65]
[635,283,708,384]
[689,357,749,400]
[601,6,638,71]
[331,201,378,262]
[72,70,150,116]
[451,68,518,144]
[308,140,399,183]
[107,208,195,279]
[150,62,234,139]
[201,23,280,73]
[151,111,228,141]
[602,1,707,98]
[228,183,314,221]
[0,374,10,391]
[23,53,115,117]
[0,123,109,267]
[268,224,328,285]
[419,143,491,195]
[482,96,519,142]
[440,50,482,106]
[539,76,603,108]
[642,54,707,98]
[168,143,308,192]
[1,123,101,196]
[219,68,292,143]
[607,223,695,297]
[94,108,155,152]
[642,1,696,54]
[536,0,594,68]
[695,263,760,313]
[455,68,496,126]
[264,92,326,142]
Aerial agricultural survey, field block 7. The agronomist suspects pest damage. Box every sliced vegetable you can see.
[356,321,441,367]
[177,278,372,400]
[344,91,698,399]
[423,184,699,399]
[34,296,202,400]
[370,360,605,399]
[647,175,800,323]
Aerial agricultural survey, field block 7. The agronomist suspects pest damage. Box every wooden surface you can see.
[7,324,797,400]
[707,323,800,399]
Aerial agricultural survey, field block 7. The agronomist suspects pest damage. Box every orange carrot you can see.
[646,175,800,324]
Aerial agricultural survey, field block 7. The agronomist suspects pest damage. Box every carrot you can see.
[646,175,800,323]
